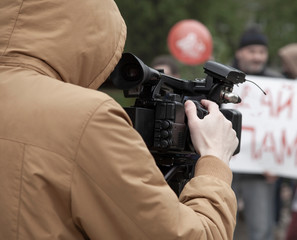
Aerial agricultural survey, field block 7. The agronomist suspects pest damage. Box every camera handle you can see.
[161,162,197,196]
[193,100,209,119]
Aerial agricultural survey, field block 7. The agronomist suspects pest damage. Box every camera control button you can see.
[161,140,169,148]
[161,120,171,129]
[161,130,169,138]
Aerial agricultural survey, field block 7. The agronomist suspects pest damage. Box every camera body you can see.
[109,53,245,195]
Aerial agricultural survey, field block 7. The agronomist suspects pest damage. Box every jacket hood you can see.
[0,0,126,89]
[278,43,297,79]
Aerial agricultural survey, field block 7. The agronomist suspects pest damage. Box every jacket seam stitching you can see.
[69,98,113,235]
[0,137,73,162]
[73,98,113,161]
[2,0,24,56]
[15,143,26,240]
[0,55,63,80]
[71,99,151,239]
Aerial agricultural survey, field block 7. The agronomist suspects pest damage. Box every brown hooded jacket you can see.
[0,0,236,239]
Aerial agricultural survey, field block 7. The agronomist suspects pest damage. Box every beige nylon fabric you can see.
[0,0,126,89]
[0,0,237,239]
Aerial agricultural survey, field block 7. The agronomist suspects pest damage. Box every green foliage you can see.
[115,0,297,78]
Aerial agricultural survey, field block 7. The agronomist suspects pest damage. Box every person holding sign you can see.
[279,43,297,80]
[231,26,283,240]
[278,43,297,240]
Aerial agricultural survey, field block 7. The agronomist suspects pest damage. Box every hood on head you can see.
[0,0,127,89]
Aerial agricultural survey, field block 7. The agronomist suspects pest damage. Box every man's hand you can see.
[185,99,239,165]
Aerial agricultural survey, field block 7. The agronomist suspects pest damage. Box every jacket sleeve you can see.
[71,98,237,240]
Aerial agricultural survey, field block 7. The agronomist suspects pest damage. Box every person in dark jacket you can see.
[231,26,283,240]
[278,43,297,79]
[278,43,297,240]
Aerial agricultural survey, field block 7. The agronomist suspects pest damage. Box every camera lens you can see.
[122,64,142,82]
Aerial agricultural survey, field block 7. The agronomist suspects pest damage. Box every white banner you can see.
[223,75,297,179]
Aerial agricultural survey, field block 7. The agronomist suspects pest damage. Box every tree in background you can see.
[115,0,296,79]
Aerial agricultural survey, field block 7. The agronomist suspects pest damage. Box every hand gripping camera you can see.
[109,53,245,195]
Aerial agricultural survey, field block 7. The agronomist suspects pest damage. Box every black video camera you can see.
[109,53,245,195]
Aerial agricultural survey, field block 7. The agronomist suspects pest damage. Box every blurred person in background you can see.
[278,43,297,240]
[278,43,297,79]
[232,27,282,78]
[285,188,297,240]
[231,26,283,240]
[151,54,181,78]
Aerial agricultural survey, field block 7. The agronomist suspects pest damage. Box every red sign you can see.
[167,19,213,65]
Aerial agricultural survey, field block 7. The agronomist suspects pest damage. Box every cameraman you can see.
[231,26,283,240]
[0,0,238,239]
